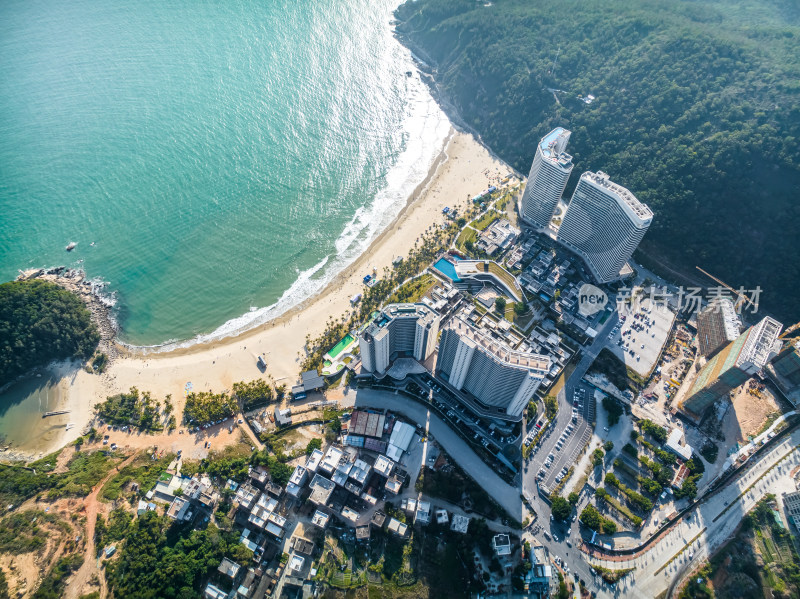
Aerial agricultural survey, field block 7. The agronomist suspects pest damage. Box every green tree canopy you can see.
[551,496,572,521]
[0,280,99,385]
[395,0,800,323]
[580,504,601,531]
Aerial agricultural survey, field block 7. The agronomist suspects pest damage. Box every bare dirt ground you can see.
[727,381,782,441]
[80,414,255,460]
[63,451,139,599]
[0,499,82,598]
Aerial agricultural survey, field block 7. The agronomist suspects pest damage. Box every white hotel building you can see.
[557,171,653,284]
[358,303,440,375]
[435,317,550,420]
[520,127,574,230]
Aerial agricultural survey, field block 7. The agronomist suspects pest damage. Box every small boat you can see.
[65,242,77,251]
[65,423,76,431]
[90,242,96,247]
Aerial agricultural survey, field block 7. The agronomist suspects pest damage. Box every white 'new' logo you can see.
[578,283,607,316]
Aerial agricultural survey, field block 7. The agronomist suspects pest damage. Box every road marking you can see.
[712,444,800,522]
[653,527,706,575]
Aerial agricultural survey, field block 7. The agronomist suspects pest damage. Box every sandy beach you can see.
[1,130,515,459]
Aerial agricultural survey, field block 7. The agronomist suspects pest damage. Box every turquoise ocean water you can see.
[0,0,450,348]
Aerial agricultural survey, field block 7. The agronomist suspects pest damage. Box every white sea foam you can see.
[130,18,451,355]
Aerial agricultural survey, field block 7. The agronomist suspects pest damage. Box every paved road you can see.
[586,427,800,598]
[349,387,523,520]
[523,310,619,496]
[515,311,619,596]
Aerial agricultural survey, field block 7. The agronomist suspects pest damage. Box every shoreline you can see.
[126,125,458,360]
[0,129,516,461]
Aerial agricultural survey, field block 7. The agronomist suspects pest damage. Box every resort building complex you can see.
[556,171,653,284]
[682,316,783,414]
[519,127,654,285]
[520,128,574,230]
[435,316,551,419]
[358,303,440,375]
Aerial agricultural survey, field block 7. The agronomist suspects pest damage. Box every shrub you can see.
[184,391,237,426]
[305,439,322,455]
[602,397,623,426]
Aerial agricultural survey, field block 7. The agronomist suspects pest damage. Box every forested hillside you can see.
[0,280,99,386]
[396,0,800,321]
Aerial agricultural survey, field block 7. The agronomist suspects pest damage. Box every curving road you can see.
[583,426,800,598]
[350,387,524,520]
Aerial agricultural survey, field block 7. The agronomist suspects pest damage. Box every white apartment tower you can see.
[435,317,550,420]
[520,127,574,229]
[359,304,440,374]
[557,171,653,283]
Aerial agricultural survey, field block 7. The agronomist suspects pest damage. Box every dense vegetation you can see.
[95,508,134,551]
[183,391,237,426]
[231,379,274,411]
[95,387,173,431]
[682,495,800,598]
[0,280,99,386]
[550,496,572,521]
[421,463,509,522]
[0,450,117,506]
[396,0,800,322]
[105,512,252,599]
[640,419,668,443]
[579,503,616,534]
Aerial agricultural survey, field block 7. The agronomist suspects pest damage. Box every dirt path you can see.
[237,420,264,451]
[64,451,139,599]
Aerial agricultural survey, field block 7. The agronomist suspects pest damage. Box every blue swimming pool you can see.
[434,257,461,282]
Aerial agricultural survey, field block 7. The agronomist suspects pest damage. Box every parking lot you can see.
[527,382,596,494]
[409,373,521,469]
[606,297,675,377]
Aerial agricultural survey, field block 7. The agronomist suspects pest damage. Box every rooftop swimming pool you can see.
[327,333,355,359]
[434,257,461,282]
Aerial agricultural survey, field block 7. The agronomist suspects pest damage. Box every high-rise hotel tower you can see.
[435,317,550,420]
[557,171,653,283]
[520,127,574,229]
[358,303,440,375]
